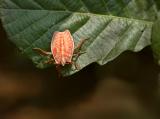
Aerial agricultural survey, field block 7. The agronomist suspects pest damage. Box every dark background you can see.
[0,21,160,119]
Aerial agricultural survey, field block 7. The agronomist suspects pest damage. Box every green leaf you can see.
[0,0,158,76]
[152,10,160,65]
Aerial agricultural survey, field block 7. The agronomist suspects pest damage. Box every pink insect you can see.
[33,30,86,77]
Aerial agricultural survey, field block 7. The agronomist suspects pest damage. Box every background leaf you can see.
[0,0,159,76]
[152,8,160,65]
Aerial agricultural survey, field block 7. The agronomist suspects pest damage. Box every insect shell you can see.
[51,30,74,66]
[33,29,86,71]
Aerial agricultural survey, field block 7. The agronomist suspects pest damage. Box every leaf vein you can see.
[59,0,69,11]
[22,14,72,53]
[132,25,147,51]
[31,0,44,9]
[80,0,90,12]
[101,0,110,13]
[101,22,132,63]
[88,19,113,48]
[8,12,49,38]
[1,9,153,25]
[7,0,20,8]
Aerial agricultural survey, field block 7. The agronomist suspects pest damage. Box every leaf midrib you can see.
[1,8,153,25]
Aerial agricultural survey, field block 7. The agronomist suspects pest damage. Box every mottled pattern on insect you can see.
[33,29,86,72]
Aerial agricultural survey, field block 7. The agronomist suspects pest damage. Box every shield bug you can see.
[33,30,86,77]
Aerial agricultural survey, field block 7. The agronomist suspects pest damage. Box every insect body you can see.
[51,30,74,66]
[33,29,86,71]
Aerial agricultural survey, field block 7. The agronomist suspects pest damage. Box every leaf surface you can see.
[0,0,158,76]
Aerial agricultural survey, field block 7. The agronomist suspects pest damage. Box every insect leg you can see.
[44,57,55,64]
[74,39,87,53]
[73,38,89,70]
[33,48,52,56]
[55,65,63,79]
[33,48,55,64]
[71,61,80,70]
